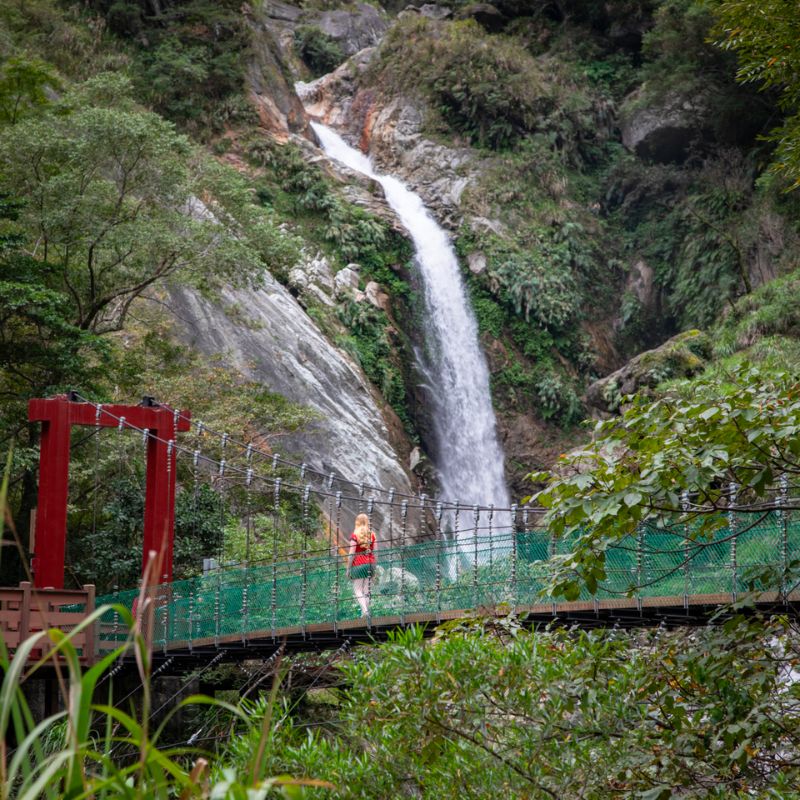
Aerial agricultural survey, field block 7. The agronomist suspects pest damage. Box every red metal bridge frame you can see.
[28,395,190,589]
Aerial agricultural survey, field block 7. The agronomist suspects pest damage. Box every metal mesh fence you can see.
[96,511,800,647]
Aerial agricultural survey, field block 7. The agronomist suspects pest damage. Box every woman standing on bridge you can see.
[347,513,377,616]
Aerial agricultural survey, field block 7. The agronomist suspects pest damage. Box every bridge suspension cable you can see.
[71,393,542,516]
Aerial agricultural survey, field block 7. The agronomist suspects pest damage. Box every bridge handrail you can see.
[92,512,799,651]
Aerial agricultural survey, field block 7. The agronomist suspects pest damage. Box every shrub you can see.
[337,300,412,431]
[294,24,346,78]
[714,269,800,357]
[120,0,250,132]
[486,240,582,329]
[371,17,564,149]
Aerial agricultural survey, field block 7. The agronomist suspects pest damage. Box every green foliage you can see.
[217,618,800,798]
[69,478,227,592]
[337,300,411,430]
[608,154,761,331]
[714,0,800,188]
[0,602,324,798]
[0,0,126,80]
[465,268,585,425]
[470,291,506,339]
[294,24,345,78]
[0,73,295,334]
[0,206,106,402]
[371,16,593,150]
[251,138,410,283]
[495,358,583,425]
[532,363,800,598]
[641,0,722,90]
[0,56,59,124]
[0,198,107,576]
[110,0,252,133]
[714,268,800,357]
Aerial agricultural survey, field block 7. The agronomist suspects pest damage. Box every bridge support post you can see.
[28,395,190,589]
[142,409,181,584]
[30,400,72,588]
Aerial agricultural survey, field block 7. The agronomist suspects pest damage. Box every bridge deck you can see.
[134,592,800,672]
[91,519,800,672]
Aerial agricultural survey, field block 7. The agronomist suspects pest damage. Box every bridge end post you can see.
[28,397,72,589]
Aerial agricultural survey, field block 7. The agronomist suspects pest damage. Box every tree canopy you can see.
[216,618,800,798]
[0,73,298,334]
[713,0,800,188]
[531,364,800,598]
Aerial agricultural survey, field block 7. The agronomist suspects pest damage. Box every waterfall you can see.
[309,122,511,523]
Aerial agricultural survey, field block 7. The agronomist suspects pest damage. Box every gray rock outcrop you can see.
[317,3,390,56]
[620,88,712,163]
[333,265,361,298]
[248,4,311,140]
[419,4,453,20]
[585,330,711,414]
[170,276,415,538]
[299,60,481,230]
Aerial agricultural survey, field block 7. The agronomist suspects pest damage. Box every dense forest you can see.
[3,0,800,797]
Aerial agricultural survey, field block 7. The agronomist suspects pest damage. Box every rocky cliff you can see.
[170,275,414,537]
[193,0,800,500]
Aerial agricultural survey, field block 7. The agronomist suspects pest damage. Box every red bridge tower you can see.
[28,394,190,589]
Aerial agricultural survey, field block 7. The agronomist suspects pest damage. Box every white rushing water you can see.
[309,122,511,522]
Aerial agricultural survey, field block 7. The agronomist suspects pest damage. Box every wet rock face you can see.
[169,277,415,539]
[300,61,480,231]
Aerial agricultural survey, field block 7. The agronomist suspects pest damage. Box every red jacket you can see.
[351,531,376,566]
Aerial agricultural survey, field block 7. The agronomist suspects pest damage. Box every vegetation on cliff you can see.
[1,0,800,570]
[4,4,800,798]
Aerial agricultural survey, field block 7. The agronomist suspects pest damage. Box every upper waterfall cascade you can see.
[307,119,511,520]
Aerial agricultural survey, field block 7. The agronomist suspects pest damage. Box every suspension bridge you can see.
[3,394,800,673]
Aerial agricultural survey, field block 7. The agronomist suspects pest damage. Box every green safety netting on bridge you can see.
[96,513,800,648]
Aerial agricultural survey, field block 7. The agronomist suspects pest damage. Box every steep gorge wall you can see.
[214,0,800,499]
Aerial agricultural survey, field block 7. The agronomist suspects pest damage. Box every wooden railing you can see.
[0,582,98,665]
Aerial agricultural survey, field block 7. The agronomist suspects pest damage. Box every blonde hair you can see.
[353,513,372,548]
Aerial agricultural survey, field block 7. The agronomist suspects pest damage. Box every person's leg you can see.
[365,574,373,614]
[352,578,369,615]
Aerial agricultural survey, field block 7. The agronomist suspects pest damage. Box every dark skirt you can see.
[350,563,375,580]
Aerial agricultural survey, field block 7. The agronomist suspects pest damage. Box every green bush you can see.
[371,16,568,149]
[337,300,412,431]
[294,24,346,77]
[714,269,800,357]
[106,1,142,36]
[120,0,250,132]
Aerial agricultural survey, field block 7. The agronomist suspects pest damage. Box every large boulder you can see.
[334,265,361,298]
[262,0,301,23]
[169,276,416,538]
[317,3,390,56]
[288,253,336,306]
[419,4,453,20]
[620,88,712,164]
[586,330,711,414]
